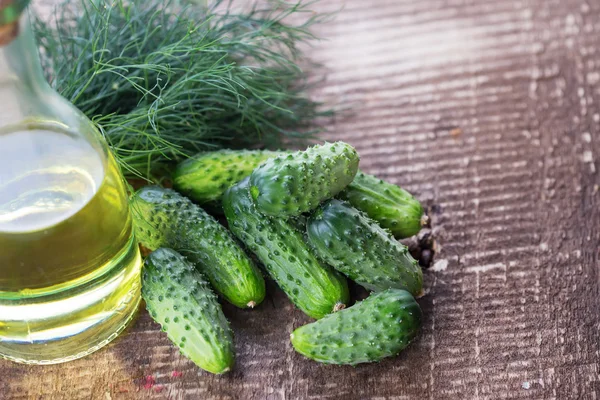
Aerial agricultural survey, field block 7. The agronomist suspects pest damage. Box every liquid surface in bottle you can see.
[0,124,141,364]
[0,126,133,291]
[0,128,103,233]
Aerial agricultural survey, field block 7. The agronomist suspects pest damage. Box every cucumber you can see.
[173,149,281,206]
[291,289,421,365]
[249,142,359,217]
[306,199,422,295]
[173,149,422,236]
[143,248,234,374]
[223,178,350,319]
[339,171,424,238]
[131,186,265,309]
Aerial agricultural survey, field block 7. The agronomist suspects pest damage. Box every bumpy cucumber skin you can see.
[143,248,234,374]
[249,142,359,217]
[339,171,424,238]
[173,149,281,205]
[291,289,421,365]
[131,186,265,309]
[307,199,423,295]
[223,178,350,319]
[174,148,421,235]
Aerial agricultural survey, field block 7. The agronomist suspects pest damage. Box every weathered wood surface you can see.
[3,0,600,398]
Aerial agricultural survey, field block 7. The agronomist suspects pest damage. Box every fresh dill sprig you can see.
[34,0,330,180]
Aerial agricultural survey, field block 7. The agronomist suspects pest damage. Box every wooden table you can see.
[3,0,600,398]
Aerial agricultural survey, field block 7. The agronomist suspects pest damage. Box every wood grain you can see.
[3,0,600,398]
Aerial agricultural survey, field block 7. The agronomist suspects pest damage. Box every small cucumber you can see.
[173,149,281,206]
[131,186,265,309]
[173,149,421,235]
[339,171,424,238]
[223,178,350,319]
[306,199,422,295]
[143,248,234,374]
[249,142,359,217]
[291,289,421,365]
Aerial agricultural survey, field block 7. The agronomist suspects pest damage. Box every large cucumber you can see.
[173,149,280,206]
[143,248,234,374]
[131,186,265,309]
[249,142,359,217]
[306,199,422,295]
[339,171,424,238]
[223,178,350,319]
[291,289,421,365]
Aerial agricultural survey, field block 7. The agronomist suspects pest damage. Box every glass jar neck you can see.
[0,12,48,93]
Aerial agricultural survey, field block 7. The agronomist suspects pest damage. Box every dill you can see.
[34,0,330,180]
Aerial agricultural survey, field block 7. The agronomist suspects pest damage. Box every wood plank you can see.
[2,0,600,398]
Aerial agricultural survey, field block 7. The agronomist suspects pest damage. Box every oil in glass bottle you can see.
[0,0,142,364]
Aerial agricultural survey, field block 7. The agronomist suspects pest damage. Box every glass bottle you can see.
[0,1,142,364]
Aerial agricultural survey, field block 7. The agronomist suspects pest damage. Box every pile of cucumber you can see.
[131,142,427,374]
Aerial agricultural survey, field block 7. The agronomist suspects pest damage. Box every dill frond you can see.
[34,0,330,181]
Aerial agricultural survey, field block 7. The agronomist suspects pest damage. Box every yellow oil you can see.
[0,123,142,364]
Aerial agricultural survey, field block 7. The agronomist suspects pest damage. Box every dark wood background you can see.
[3,0,600,398]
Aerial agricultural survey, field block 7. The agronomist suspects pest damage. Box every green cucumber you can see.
[249,142,359,217]
[173,149,422,235]
[339,171,424,238]
[291,289,421,365]
[173,149,281,206]
[306,199,422,295]
[131,186,265,309]
[143,248,234,374]
[223,178,350,319]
